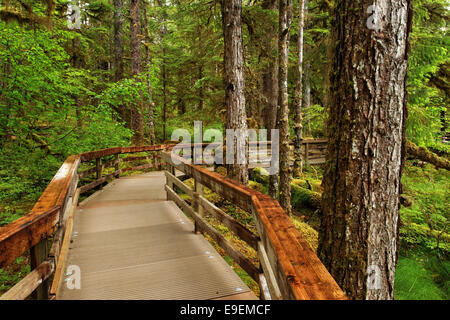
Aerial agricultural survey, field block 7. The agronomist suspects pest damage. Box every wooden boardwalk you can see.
[58,172,256,300]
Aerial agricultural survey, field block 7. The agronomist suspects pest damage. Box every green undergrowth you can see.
[395,250,449,300]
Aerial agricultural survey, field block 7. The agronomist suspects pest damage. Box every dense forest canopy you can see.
[0,0,448,300]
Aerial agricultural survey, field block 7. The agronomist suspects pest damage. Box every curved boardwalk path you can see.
[58,172,256,300]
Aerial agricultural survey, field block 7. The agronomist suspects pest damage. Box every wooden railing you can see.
[162,150,346,300]
[0,139,342,300]
[0,144,172,300]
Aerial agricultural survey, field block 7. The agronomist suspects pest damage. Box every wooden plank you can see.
[165,185,260,282]
[0,260,54,300]
[257,241,282,300]
[30,239,49,299]
[164,171,259,250]
[258,273,272,300]
[48,227,63,266]
[198,196,259,250]
[122,155,151,162]
[78,167,97,179]
[163,150,345,300]
[164,171,193,196]
[49,188,79,297]
[121,163,158,173]
[114,154,120,178]
[162,152,255,212]
[0,206,61,268]
[252,197,346,300]
[79,171,120,194]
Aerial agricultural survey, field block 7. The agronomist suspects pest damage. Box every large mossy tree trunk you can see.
[319,0,412,300]
[221,0,248,185]
[261,0,279,198]
[277,0,293,215]
[130,0,144,145]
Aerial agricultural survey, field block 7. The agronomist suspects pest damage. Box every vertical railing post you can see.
[193,179,204,235]
[114,154,120,178]
[166,164,174,201]
[30,239,49,300]
[157,152,162,171]
[304,142,309,170]
[96,157,103,189]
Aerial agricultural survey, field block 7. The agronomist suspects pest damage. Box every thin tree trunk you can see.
[143,1,156,145]
[162,50,167,142]
[130,0,144,145]
[293,0,305,177]
[72,34,82,128]
[113,0,124,82]
[262,0,279,199]
[319,0,412,300]
[277,0,293,215]
[221,0,248,185]
[304,58,311,136]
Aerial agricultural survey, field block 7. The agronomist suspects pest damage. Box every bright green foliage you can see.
[0,21,130,212]
[400,161,450,252]
[395,252,449,300]
[406,0,449,148]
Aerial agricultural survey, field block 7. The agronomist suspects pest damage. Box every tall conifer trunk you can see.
[319,0,412,300]
[130,0,144,145]
[221,0,248,185]
[277,0,293,215]
[262,0,279,198]
[293,0,306,177]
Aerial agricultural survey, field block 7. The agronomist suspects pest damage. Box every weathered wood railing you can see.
[0,144,172,300]
[162,150,346,300]
[0,139,337,300]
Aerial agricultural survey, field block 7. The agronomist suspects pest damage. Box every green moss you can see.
[249,167,269,185]
[248,180,264,193]
[290,215,319,252]
[395,253,448,300]
[291,183,322,210]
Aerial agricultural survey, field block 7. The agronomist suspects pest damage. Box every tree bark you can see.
[142,1,156,145]
[113,0,124,82]
[293,0,306,177]
[319,0,413,300]
[221,0,248,185]
[130,0,144,145]
[277,0,293,215]
[72,33,82,128]
[262,0,279,198]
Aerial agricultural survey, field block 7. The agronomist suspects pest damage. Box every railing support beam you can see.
[30,239,49,300]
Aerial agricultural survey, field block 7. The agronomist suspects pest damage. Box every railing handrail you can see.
[0,139,335,300]
[0,144,174,269]
[162,150,346,300]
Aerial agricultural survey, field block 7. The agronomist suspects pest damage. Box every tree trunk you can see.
[293,0,305,177]
[277,0,293,215]
[221,0,248,185]
[162,50,167,142]
[72,34,82,128]
[113,0,124,82]
[130,0,144,145]
[262,0,279,199]
[319,0,412,300]
[142,1,156,145]
[304,59,311,136]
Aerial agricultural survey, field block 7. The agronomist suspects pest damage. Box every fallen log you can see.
[406,140,450,170]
